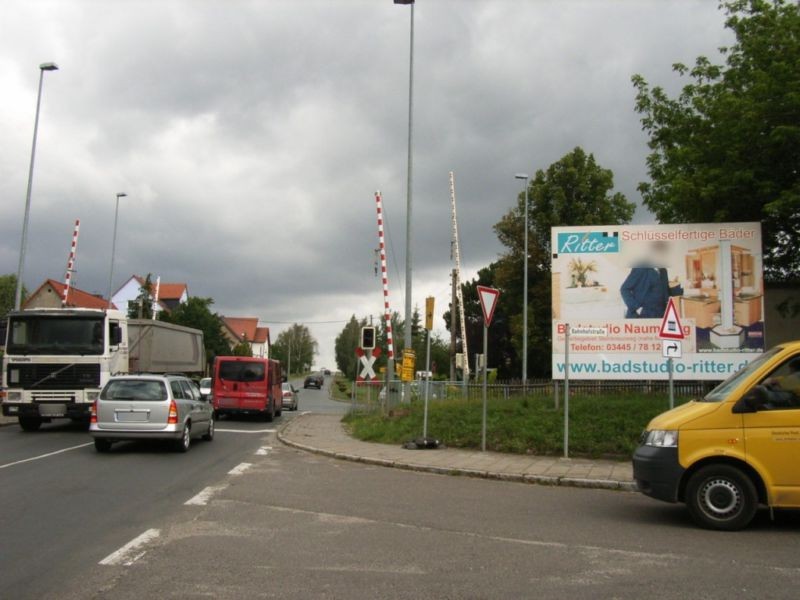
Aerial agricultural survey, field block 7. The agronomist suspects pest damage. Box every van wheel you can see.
[94,438,112,453]
[175,423,191,453]
[19,415,42,432]
[686,465,758,531]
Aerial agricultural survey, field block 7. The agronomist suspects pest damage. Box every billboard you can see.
[551,223,764,380]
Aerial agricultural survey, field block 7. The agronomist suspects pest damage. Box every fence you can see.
[343,377,715,414]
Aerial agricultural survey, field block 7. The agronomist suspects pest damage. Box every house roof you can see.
[222,317,259,342]
[253,326,270,344]
[25,279,115,310]
[131,276,188,301]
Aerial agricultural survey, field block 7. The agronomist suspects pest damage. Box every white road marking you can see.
[185,484,228,506]
[99,528,160,566]
[227,462,253,476]
[215,428,276,433]
[0,442,93,470]
[255,446,272,456]
[299,411,311,415]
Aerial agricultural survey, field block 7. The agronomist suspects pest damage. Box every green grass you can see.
[343,393,690,459]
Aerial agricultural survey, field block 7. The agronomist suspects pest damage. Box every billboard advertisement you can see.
[551,222,764,380]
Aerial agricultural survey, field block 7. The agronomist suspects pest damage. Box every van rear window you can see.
[219,361,266,382]
[102,380,167,401]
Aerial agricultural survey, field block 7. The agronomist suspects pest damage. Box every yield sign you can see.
[355,346,382,381]
[658,297,685,340]
[477,285,501,327]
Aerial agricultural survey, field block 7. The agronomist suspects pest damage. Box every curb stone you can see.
[277,416,636,493]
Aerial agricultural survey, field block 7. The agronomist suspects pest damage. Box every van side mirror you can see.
[733,385,770,414]
[282,375,288,383]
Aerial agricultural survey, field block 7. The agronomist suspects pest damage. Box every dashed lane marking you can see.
[99,528,160,566]
[0,442,93,470]
[227,462,253,476]
[255,446,272,456]
[185,484,228,506]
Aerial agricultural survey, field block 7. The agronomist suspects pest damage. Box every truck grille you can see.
[9,363,101,390]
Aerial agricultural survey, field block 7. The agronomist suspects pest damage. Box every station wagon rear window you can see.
[219,361,265,382]
[102,380,167,401]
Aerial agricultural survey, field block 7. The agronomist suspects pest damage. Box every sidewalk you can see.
[279,413,635,492]
[0,415,17,427]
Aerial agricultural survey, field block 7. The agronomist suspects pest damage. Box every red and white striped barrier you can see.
[62,219,80,306]
[375,191,394,361]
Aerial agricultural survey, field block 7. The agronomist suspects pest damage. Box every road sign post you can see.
[658,297,685,410]
[423,296,434,439]
[477,286,500,452]
[564,324,570,458]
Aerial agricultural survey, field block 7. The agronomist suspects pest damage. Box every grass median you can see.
[342,393,690,459]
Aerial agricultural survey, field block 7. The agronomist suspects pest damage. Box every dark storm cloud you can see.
[0,0,731,365]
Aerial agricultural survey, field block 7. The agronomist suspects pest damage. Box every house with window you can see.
[23,279,116,310]
[221,316,271,358]
[111,275,188,316]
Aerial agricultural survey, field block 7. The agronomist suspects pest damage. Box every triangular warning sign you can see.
[658,297,685,340]
[477,285,501,326]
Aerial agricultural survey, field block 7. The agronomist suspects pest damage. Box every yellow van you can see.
[633,341,800,530]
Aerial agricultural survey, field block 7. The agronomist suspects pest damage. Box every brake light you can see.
[90,401,98,424]
[283,391,291,398]
[167,400,179,424]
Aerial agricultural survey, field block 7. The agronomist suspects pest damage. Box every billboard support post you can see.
[564,324,570,459]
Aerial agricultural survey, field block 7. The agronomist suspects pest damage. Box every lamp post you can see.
[107,192,127,307]
[14,62,59,310]
[515,173,529,385]
[395,0,415,400]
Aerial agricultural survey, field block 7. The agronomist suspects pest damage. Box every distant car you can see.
[90,374,214,453]
[324,369,331,376]
[304,374,324,389]
[281,382,300,411]
[199,377,212,400]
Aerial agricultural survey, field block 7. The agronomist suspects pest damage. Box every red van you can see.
[212,356,283,421]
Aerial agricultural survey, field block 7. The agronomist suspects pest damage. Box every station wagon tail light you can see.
[167,400,179,424]
[90,401,98,424]
[283,391,291,398]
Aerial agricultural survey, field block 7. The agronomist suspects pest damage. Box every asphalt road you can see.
[2,378,799,599]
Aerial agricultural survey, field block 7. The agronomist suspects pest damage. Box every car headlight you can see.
[644,429,679,447]
[6,391,23,402]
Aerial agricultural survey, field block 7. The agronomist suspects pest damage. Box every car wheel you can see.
[18,415,42,432]
[264,401,274,422]
[94,438,112,453]
[686,464,758,531]
[175,423,192,453]
[202,416,215,441]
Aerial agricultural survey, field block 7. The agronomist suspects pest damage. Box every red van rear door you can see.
[214,359,268,411]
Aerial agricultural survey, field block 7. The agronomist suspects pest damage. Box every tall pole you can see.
[481,323,488,452]
[515,174,529,385]
[15,62,59,310]
[450,269,457,381]
[107,193,127,307]
[400,1,415,395]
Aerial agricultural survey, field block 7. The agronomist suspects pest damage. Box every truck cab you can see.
[2,308,128,430]
[633,341,800,530]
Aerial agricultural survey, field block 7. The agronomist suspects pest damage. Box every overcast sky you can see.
[0,0,732,369]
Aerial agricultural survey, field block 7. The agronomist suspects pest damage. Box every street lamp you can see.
[14,62,59,310]
[107,192,127,308]
[515,173,529,385]
[395,0,414,400]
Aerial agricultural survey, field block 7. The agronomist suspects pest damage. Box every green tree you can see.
[231,338,252,356]
[272,324,318,375]
[334,315,366,379]
[128,274,155,319]
[632,0,800,280]
[493,147,635,378]
[0,274,26,316]
[159,296,230,366]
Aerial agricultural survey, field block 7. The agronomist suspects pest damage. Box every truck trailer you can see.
[1,308,205,431]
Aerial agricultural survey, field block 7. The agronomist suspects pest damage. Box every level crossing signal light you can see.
[361,326,376,350]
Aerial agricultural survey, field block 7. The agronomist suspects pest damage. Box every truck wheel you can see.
[686,465,758,531]
[94,438,112,453]
[19,415,42,432]
[175,423,191,453]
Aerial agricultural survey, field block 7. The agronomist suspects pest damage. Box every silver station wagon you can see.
[90,374,214,453]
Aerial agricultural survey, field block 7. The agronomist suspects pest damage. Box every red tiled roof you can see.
[25,279,115,310]
[222,317,259,341]
[253,326,270,344]
[132,276,187,301]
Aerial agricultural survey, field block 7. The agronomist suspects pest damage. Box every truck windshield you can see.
[6,316,105,355]
[703,347,782,402]
[219,361,265,382]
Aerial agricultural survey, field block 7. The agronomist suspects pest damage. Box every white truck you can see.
[1,308,205,431]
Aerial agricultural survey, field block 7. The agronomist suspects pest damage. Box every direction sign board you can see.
[476,286,500,326]
[662,340,683,358]
[658,297,685,340]
[425,296,435,331]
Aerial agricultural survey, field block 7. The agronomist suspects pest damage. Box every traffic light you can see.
[361,326,376,350]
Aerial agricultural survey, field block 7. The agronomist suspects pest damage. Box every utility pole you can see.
[450,268,457,381]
